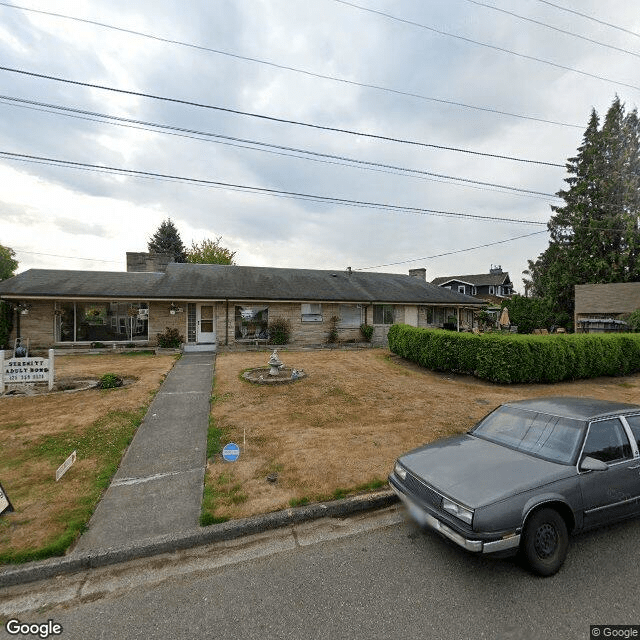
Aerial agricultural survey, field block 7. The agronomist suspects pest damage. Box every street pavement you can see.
[2,507,639,640]
[73,352,214,552]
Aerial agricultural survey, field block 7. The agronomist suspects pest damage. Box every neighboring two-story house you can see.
[431,265,514,301]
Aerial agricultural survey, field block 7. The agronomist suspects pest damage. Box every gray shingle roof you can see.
[431,272,511,287]
[0,264,483,305]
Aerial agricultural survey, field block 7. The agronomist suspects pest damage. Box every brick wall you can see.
[149,301,189,346]
[11,300,56,348]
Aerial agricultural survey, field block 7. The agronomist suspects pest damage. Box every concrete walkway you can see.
[73,352,215,553]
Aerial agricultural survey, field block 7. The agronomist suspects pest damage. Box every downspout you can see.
[225,299,229,346]
[457,307,460,332]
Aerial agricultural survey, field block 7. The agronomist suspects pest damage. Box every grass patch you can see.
[0,408,145,564]
[200,466,248,526]
[0,352,176,565]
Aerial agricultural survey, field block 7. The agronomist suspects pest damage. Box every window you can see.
[458,285,465,294]
[489,286,495,295]
[301,303,322,322]
[373,304,394,325]
[55,301,148,342]
[582,419,632,463]
[623,415,640,450]
[235,306,269,339]
[338,305,362,328]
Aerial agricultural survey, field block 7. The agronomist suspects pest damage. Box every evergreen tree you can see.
[526,97,640,327]
[147,218,187,263]
[186,237,236,265]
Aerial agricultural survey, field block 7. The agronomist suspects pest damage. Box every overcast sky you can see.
[0,0,638,291]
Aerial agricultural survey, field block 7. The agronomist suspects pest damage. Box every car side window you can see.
[582,418,632,463]
[623,414,640,450]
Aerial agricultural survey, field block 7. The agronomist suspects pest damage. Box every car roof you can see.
[503,397,640,421]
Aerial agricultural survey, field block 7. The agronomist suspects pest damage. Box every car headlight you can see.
[442,497,474,526]
[394,462,407,480]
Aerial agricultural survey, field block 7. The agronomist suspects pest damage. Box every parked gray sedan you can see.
[389,397,640,575]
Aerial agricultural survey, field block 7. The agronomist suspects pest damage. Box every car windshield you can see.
[471,406,585,464]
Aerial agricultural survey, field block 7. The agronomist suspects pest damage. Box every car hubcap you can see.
[534,523,558,558]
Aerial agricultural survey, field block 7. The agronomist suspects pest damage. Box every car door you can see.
[578,417,639,529]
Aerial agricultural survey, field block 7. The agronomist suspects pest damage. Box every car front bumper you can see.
[389,479,521,554]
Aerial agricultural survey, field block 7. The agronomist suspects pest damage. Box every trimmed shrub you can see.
[360,324,374,342]
[156,327,183,348]
[387,324,640,384]
[97,373,123,389]
[267,318,291,345]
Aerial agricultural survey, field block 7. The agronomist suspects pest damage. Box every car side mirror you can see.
[580,456,609,472]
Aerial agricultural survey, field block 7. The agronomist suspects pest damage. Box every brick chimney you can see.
[408,268,427,280]
[126,252,174,272]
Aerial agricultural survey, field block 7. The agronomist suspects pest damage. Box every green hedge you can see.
[387,324,640,384]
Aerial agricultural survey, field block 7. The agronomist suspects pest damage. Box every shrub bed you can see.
[388,324,640,384]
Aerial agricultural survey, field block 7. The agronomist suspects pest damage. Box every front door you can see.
[196,303,216,343]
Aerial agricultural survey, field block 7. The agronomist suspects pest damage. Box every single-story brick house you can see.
[0,254,483,350]
[574,283,640,333]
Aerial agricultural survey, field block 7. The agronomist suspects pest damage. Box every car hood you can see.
[399,434,575,509]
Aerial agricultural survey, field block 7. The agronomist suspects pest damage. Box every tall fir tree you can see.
[526,97,640,326]
[147,218,187,263]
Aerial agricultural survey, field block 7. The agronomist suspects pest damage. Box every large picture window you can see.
[55,301,149,342]
[235,306,269,340]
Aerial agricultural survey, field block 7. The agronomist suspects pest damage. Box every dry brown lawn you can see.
[0,353,176,560]
[207,348,640,520]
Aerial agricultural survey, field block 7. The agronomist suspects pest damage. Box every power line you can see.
[535,1,640,40]
[13,248,121,263]
[461,0,640,59]
[0,0,583,130]
[0,66,565,168]
[332,0,640,92]
[358,230,548,270]
[0,150,548,226]
[0,94,561,200]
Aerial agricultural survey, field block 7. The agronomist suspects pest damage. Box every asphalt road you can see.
[2,507,639,640]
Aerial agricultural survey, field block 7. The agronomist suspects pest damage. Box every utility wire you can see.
[461,0,640,59]
[358,230,548,269]
[332,0,640,92]
[0,66,565,168]
[0,0,583,130]
[0,95,561,200]
[535,0,640,40]
[13,248,121,263]
[0,150,548,226]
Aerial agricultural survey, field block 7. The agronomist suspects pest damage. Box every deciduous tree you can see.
[186,237,236,265]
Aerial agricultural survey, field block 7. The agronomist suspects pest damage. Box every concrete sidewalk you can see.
[73,352,215,553]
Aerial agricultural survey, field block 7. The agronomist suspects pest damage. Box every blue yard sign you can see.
[222,442,240,462]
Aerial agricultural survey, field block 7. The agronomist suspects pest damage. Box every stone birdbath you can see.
[242,350,307,385]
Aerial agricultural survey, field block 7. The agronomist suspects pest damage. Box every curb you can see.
[0,490,399,588]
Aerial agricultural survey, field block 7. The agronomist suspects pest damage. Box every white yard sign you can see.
[0,349,55,393]
[56,450,77,482]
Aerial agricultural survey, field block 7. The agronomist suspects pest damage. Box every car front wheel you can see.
[521,508,568,576]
